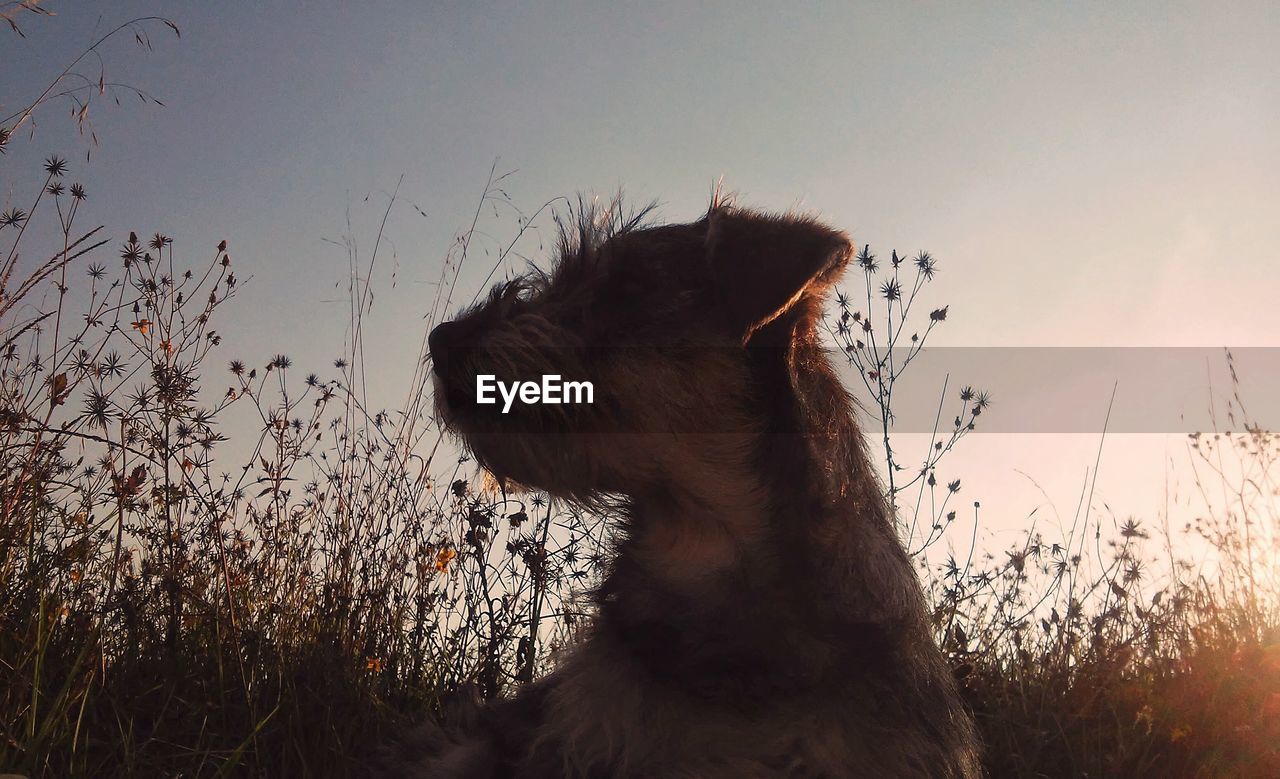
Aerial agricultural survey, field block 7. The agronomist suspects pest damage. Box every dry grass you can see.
[0,145,603,775]
[833,248,1279,777]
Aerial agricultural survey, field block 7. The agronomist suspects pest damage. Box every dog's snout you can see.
[429,319,463,351]
[429,320,466,379]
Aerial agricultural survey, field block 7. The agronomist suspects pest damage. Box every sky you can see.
[2,1,1278,559]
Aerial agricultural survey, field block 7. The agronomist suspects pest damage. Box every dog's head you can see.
[429,198,852,499]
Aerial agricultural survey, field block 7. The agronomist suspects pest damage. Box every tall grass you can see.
[2,14,1278,778]
[0,147,611,774]
[834,252,1280,776]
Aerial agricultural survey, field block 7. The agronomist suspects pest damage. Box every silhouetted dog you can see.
[388,196,981,777]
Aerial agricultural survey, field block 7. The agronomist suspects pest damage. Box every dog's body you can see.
[388,199,981,777]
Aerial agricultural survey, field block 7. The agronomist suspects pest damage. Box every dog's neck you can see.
[609,320,904,600]
[594,325,932,695]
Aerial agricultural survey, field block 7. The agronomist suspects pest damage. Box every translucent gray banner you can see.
[432,345,1273,434]
[842,347,1273,434]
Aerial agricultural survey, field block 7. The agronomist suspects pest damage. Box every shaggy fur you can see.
[383,196,982,777]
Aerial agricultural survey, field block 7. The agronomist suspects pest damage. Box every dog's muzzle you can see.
[428,320,464,382]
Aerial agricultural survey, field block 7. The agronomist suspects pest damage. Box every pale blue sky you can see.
[3,2,1278,554]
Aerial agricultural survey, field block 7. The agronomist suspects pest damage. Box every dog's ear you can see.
[704,207,852,343]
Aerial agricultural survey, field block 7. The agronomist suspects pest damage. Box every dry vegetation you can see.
[832,258,1279,777]
[2,13,1277,777]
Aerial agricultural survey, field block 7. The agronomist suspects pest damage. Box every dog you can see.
[385,196,982,777]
